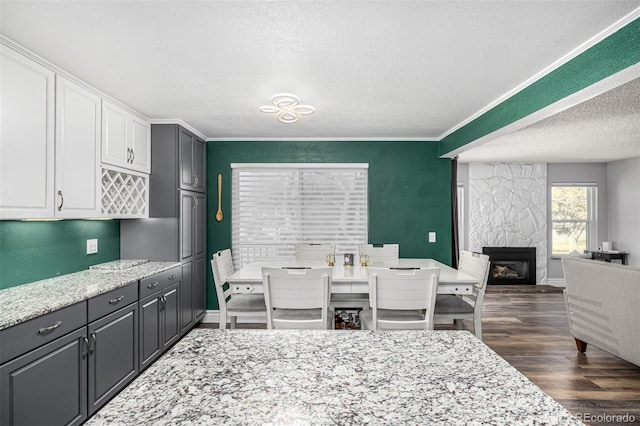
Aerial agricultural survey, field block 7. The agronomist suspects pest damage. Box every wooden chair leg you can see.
[575,338,588,353]
[230,316,237,329]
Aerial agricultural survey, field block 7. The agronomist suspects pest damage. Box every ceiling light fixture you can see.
[259,93,315,124]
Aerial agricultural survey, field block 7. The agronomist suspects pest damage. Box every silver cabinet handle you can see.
[168,274,177,281]
[109,295,125,305]
[147,281,159,289]
[160,295,167,310]
[89,332,96,355]
[38,321,62,334]
[82,336,90,359]
[57,190,64,211]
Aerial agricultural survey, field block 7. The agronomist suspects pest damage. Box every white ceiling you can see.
[2,1,640,162]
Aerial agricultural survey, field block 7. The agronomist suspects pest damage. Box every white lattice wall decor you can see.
[101,167,149,218]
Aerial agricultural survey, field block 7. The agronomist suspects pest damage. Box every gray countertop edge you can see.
[0,261,182,331]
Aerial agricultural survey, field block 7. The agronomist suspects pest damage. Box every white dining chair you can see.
[360,267,440,330]
[295,243,335,265]
[262,267,333,329]
[358,244,399,266]
[211,249,266,329]
[433,250,490,340]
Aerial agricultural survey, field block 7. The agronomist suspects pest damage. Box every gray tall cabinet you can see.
[121,124,207,334]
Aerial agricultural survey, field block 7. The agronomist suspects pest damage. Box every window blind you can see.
[231,163,368,268]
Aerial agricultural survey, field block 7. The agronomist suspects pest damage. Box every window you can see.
[231,163,368,268]
[551,185,597,255]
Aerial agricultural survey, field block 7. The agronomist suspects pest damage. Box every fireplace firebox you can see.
[482,247,536,285]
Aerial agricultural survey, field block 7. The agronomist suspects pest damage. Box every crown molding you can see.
[439,7,640,142]
[149,119,207,140]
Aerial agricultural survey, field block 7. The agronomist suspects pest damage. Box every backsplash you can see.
[468,163,548,284]
[0,220,120,290]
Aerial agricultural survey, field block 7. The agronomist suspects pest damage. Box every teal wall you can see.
[0,220,120,289]
[439,17,640,156]
[205,141,452,310]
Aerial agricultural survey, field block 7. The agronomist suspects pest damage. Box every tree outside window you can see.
[551,185,596,254]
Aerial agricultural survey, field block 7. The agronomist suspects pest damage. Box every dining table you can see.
[227,258,479,309]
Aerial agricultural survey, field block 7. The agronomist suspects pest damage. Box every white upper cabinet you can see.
[55,76,102,218]
[0,45,55,219]
[1,38,151,220]
[102,99,150,174]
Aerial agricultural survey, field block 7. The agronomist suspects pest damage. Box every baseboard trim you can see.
[547,278,566,287]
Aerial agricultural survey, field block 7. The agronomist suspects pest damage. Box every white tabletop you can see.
[227,258,478,295]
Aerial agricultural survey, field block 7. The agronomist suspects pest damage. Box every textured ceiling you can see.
[1,1,639,162]
[458,76,640,163]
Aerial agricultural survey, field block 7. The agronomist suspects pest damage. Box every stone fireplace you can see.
[468,163,547,284]
[483,247,536,285]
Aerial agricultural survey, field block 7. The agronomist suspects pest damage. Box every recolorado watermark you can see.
[575,412,636,424]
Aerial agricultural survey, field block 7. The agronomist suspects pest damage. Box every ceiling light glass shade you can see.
[259,93,315,124]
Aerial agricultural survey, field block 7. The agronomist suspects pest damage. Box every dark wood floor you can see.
[201,292,640,424]
[480,293,640,425]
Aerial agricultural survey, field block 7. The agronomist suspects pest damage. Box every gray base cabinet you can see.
[87,302,138,415]
[0,283,139,426]
[0,328,88,426]
[139,267,182,371]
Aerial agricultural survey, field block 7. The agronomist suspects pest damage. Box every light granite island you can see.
[87,329,582,425]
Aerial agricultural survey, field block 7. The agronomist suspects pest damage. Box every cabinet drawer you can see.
[139,266,182,299]
[88,282,138,322]
[0,302,87,364]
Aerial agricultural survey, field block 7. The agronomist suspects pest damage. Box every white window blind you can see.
[231,163,368,268]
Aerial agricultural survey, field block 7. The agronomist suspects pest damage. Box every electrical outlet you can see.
[87,239,98,254]
[428,232,436,243]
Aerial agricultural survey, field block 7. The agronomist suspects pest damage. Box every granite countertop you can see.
[87,329,582,425]
[0,260,181,331]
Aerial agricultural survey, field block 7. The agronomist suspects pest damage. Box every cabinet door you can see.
[102,99,150,174]
[194,255,207,321]
[162,282,181,350]
[0,45,55,219]
[87,303,138,415]
[139,293,162,371]
[179,128,195,190]
[101,100,129,169]
[180,192,194,261]
[0,328,87,426]
[194,192,206,258]
[130,115,151,174]
[180,261,194,334]
[55,76,101,218]
[193,137,206,192]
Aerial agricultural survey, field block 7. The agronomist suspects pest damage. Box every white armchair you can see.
[360,267,440,330]
[433,251,490,340]
[295,243,335,265]
[358,244,399,266]
[211,249,266,329]
[262,267,333,329]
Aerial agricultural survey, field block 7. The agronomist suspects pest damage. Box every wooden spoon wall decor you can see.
[216,174,223,222]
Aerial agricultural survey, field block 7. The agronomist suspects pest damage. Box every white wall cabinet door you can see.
[102,99,150,174]
[130,115,151,173]
[0,45,55,219]
[55,76,102,218]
